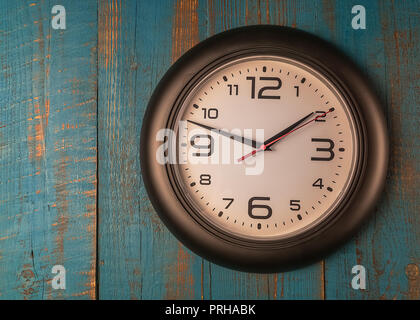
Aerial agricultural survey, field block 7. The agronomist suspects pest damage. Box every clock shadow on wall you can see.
[140,26,389,273]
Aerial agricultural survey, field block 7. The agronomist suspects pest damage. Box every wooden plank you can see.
[0,0,97,299]
[165,0,205,299]
[97,0,197,299]
[324,0,420,300]
[199,0,326,300]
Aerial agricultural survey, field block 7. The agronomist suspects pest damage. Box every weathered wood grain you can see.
[1,0,418,300]
[324,0,420,300]
[0,0,97,299]
[97,0,191,299]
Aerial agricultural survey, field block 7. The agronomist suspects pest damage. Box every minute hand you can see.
[187,120,266,149]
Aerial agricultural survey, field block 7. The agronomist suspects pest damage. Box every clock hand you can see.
[238,108,335,162]
[263,112,315,148]
[187,119,269,150]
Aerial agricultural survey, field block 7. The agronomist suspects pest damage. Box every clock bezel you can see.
[140,26,389,272]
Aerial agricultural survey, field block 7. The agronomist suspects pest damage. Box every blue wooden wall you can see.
[0,0,418,299]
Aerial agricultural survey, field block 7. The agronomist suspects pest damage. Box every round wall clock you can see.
[140,26,388,272]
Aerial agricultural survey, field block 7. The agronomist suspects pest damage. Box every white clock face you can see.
[171,56,359,240]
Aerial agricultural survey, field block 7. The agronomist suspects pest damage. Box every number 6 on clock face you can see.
[141,26,388,272]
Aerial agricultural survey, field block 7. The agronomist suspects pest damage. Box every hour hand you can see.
[187,120,268,149]
[263,112,314,149]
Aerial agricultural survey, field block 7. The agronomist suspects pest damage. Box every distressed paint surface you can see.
[323,0,420,300]
[0,0,418,299]
[0,0,97,299]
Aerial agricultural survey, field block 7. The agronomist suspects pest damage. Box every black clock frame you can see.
[140,25,389,272]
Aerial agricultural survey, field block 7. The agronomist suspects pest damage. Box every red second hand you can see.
[238,108,335,162]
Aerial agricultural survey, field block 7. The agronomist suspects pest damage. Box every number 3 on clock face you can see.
[141,26,388,272]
